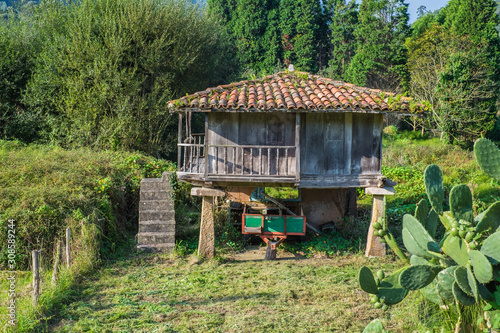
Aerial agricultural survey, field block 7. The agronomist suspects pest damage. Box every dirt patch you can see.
[233,245,304,261]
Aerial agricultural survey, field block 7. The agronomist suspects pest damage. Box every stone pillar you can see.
[364,187,395,257]
[191,187,225,259]
[198,196,215,258]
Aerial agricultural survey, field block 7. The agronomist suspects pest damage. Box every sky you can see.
[405,0,449,23]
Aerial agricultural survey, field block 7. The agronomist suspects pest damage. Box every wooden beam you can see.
[178,113,182,171]
[295,113,301,182]
[344,112,352,174]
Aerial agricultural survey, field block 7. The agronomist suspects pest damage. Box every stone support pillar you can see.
[364,187,395,257]
[191,187,225,258]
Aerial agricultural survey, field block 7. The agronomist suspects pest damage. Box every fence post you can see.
[51,240,62,286]
[66,227,71,268]
[32,250,39,305]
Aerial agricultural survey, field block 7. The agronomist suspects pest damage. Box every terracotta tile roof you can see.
[168,71,428,114]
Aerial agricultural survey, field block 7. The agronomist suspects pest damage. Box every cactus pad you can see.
[359,267,379,294]
[427,209,439,239]
[474,138,500,181]
[378,269,408,305]
[480,230,500,264]
[424,164,444,214]
[421,280,442,305]
[469,250,493,284]
[454,266,473,297]
[399,265,440,290]
[436,266,457,302]
[442,235,469,267]
[410,255,432,266]
[475,202,500,236]
[402,228,434,259]
[362,319,387,333]
[403,214,441,253]
[449,184,474,223]
[415,199,429,226]
[439,211,454,230]
[467,264,479,301]
[452,281,476,306]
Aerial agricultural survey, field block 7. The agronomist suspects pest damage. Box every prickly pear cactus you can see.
[474,138,500,181]
[359,161,500,328]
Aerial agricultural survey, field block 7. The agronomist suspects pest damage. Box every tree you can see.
[406,24,498,145]
[326,0,358,80]
[23,0,237,155]
[345,0,409,91]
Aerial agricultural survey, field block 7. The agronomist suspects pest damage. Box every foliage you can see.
[0,2,45,143]
[0,140,175,271]
[359,140,500,331]
[406,0,500,146]
[345,0,409,91]
[19,0,236,155]
[324,0,358,80]
[281,230,360,258]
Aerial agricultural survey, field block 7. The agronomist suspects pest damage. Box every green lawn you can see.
[42,250,432,333]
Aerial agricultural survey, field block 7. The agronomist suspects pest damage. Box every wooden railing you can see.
[178,134,205,174]
[207,145,296,176]
[178,138,297,178]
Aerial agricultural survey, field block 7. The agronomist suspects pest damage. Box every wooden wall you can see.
[206,111,383,179]
[300,113,383,176]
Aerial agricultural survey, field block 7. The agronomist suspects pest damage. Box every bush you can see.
[0,141,175,270]
[13,0,238,155]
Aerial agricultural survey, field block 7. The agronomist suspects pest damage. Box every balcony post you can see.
[295,113,301,184]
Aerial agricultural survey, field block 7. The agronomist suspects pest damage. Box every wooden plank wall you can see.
[301,112,383,176]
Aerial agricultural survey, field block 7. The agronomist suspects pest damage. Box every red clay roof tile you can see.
[168,71,428,114]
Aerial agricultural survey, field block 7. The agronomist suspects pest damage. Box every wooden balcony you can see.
[177,136,298,186]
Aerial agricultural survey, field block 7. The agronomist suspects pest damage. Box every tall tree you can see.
[345,0,409,91]
[407,25,497,143]
[279,0,324,72]
[326,0,358,80]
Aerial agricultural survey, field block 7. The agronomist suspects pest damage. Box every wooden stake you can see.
[66,227,71,268]
[51,240,62,287]
[32,250,39,305]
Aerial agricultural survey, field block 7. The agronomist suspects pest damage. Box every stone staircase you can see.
[137,172,175,252]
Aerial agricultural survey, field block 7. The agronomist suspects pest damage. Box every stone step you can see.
[140,178,166,191]
[139,221,175,233]
[139,210,175,222]
[140,190,170,201]
[137,232,175,245]
[137,243,175,253]
[139,200,173,212]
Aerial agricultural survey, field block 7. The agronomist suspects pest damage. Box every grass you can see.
[0,140,176,331]
[42,252,430,332]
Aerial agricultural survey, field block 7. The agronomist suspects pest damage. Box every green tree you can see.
[345,0,409,91]
[326,0,358,80]
[23,0,236,155]
[279,0,324,72]
[0,3,47,142]
[406,24,498,145]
